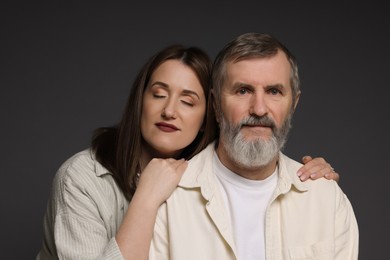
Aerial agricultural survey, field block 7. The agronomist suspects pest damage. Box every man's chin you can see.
[240,126,272,137]
[241,135,271,143]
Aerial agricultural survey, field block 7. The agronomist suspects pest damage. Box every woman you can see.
[37,45,338,260]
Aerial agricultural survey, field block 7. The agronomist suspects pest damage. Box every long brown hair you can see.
[92,45,216,200]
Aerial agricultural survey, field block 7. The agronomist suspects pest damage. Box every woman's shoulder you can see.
[53,148,110,190]
[57,149,94,174]
[47,149,126,225]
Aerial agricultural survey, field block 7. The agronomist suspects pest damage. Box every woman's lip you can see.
[156,122,179,132]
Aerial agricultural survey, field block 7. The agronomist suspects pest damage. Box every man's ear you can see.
[211,89,220,123]
[293,90,301,110]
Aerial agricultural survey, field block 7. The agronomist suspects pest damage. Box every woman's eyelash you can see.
[153,94,166,98]
[181,100,194,107]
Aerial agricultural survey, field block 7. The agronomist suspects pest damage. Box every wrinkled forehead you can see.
[224,53,292,89]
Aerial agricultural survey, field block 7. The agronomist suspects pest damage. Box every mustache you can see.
[239,115,276,129]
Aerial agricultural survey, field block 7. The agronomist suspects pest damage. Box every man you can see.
[149,33,359,260]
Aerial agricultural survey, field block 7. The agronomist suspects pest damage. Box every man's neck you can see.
[216,143,278,181]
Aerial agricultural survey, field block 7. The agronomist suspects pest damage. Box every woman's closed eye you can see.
[153,93,166,98]
[181,99,194,107]
[180,95,196,107]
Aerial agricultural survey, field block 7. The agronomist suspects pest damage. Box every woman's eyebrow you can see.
[150,81,169,89]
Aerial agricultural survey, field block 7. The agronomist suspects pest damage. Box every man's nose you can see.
[249,92,267,116]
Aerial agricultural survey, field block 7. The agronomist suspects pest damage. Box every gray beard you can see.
[219,113,292,169]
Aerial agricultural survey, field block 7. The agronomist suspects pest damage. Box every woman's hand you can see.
[135,158,188,208]
[297,156,339,182]
[116,158,188,260]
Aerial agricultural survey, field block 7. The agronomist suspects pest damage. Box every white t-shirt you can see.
[214,152,278,260]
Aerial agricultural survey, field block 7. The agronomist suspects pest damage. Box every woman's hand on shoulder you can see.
[297,156,340,182]
[135,158,188,208]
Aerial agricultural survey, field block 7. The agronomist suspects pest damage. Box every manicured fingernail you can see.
[310,173,317,179]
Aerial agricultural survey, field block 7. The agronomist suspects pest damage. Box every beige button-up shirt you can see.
[149,143,359,260]
[37,149,126,260]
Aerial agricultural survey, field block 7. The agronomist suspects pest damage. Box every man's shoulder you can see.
[279,152,337,191]
[186,142,215,173]
[279,153,303,172]
[190,142,215,162]
[177,142,216,189]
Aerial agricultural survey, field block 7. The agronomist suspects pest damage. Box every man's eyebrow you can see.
[231,82,255,90]
[232,82,286,89]
[265,83,285,89]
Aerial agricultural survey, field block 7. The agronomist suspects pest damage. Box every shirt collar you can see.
[276,151,309,194]
[179,144,308,195]
[89,149,112,177]
[178,142,217,200]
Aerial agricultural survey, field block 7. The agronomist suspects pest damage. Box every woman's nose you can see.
[161,99,177,119]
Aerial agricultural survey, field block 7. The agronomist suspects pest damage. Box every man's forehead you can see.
[224,54,292,88]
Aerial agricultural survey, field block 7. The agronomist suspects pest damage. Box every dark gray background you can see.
[1,1,388,259]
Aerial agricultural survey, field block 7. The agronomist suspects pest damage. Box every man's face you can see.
[218,51,299,169]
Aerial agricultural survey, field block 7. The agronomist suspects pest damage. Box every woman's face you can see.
[141,59,206,158]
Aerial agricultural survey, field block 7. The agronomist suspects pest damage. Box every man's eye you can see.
[268,88,281,95]
[238,88,249,95]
